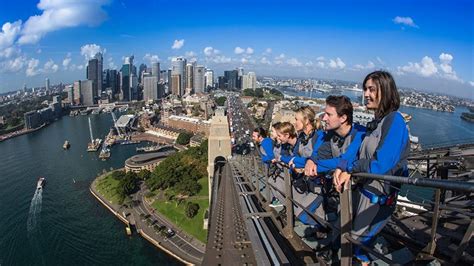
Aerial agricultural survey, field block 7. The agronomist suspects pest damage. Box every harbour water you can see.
[0,114,179,265]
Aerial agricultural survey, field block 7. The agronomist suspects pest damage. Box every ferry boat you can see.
[37,177,45,190]
[63,140,70,149]
[99,147,110,160]
[87,138,102,152]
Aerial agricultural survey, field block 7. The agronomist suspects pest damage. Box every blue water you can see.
[0,114,179,265]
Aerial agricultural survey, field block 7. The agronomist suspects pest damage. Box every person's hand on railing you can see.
[288,157,295,169]
[304,159,318,177]
[334,171,351,193]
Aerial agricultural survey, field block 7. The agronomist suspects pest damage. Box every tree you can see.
[215,96,227,106]
[138,169,151,180]
[176,132,193,145]
[185,202,200,218]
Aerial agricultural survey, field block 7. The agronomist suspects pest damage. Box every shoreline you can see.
[89,170,200,265]
[0,123,47,142]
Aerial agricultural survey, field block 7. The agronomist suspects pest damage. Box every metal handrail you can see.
[234,154,474,265]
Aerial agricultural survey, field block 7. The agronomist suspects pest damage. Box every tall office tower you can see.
[237,67,244,77]
[185,62,195,94]
[204,69,214,90]
[94,53,103,94]
[171,74,181,96]
[171,57,186,96]
[152,62,160,77]
[248,72,256,89]
[105,69,119,96]
[86,55,102,103]
[130,74,138,100]
[157,83,165,99]
[224,70,239,90]
[73,81,82,105]
[80,80,94,106]
[218,76,227,90]
[120,56,135,101]
[194,65,205,94]
[143,76,159,102]
[45,78,50,90]
[138,63,147,84]
[242,72,257,90]
[66,85,74,103]
[167,69,172,91]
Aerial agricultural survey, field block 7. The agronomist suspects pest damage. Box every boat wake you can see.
[27,188,43,233]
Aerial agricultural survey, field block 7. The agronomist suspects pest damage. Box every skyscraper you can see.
[81,80,94,106]
[242,72,257,90]
[171,57,186,96]
[204,70,214,90]
[138,63,147,84]
[224,70,239,90]
[185,62,194,95]
[73,81,81,105]
[171,74,181,96]
[194,65,205,94]
[95,53,103,94]
[45,78,50,90]
[120,56,135,101]
[152,62,160,77]
[143,76,159,102]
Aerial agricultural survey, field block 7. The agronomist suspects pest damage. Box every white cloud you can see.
[36,48,42,54]
[287,58,302,67]
[62,53,72,69]
[246,47,254,55]
[439,53,453,63]
[316,56,325,61]
[397,53,462,82]
[80,44,105,61]
[43,59,58,73]
[260,57,271,65]
[204,46,220,56]
[354,61,375,70]
[234,46,245,55]
[26,58,40,76]
[0,20,22,50]
[241,58,248,64]
[317,61,325,68]
[18,0,110,45]
[0,46,20,58]
[0,55,26,73]
[393,16,418,28]
[171,39,184,50]
[469,81,474,87]
[329,57,346,69]
[264,48,272,54]
[143,53,160,63]
[398,56,437,77]
[77,64,83,70]
[305,61,313,67]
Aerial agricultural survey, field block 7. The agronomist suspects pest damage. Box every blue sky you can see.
[0,0,473,98]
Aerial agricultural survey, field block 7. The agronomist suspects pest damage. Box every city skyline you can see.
[0,0,473,98]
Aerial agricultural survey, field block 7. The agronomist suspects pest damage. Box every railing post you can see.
[282,167,294,238]
[253,156,261,200]
[424,166,445,256]
[340,180,353,266]
[265,166,271,208]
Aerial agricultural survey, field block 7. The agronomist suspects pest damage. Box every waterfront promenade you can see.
[90,171,205,265]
